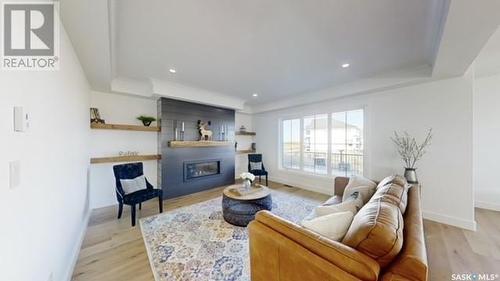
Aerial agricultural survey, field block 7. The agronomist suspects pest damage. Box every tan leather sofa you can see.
[248,176,428,281]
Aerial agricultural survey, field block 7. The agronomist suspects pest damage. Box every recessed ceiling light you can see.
[169,68,177,73]
[341,63,350,68]
[252,93,259,97]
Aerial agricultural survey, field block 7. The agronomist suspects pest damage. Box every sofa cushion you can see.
[371,183,410,214]
[342,199,404,268]
[377,175,407,189]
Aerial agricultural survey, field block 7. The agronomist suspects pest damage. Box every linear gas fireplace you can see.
[184,160,221,181]
[159,98,235,199]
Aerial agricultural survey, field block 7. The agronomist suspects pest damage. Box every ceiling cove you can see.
[61,0,500,112]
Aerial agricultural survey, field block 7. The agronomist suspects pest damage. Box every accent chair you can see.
[248,154,268,186]
[113,162,163,226]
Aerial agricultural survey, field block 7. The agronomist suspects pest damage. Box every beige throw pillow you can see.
[302,211,355,241]
[342,175,377,204]
[120,175,147,194]
[323,195,342,206]
[315,196,363,217]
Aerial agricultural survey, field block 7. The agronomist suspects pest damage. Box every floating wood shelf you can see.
[169,141,234,148]
[91,123,160,132]
[235,131,256,136]
[236,150,256,154]
[90,154,161,164]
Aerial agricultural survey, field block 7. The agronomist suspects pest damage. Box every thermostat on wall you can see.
[14,106,29,132]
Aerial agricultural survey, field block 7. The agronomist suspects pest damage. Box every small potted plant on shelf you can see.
[137,115,156,127]
[391,128,432,184]
[240,172,255,190]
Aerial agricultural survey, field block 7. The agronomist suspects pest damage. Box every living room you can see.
[1,0,500,280]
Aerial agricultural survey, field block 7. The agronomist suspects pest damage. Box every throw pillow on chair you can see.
[120,175,147,194]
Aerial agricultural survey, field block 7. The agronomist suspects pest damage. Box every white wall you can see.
[254,73,476,230]
[474,74,500,211]
[0,21,91,281]
[89,91,158,209]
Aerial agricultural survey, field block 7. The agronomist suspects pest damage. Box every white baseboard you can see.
[269,176,333,196]
[92,200,118,210]
[423,210,477,231]
[475,201,500,212]
[62,209,91,281]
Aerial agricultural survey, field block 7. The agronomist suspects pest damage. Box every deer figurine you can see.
[198,121,213,141]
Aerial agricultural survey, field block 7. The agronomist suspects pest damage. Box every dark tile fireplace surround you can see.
[158,98,235,199]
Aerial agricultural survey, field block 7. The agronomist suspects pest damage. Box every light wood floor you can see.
[73,181,500,280]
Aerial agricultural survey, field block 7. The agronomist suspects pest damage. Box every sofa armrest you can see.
[382,272,415,281]
[382,186,428,281]
[334,176,350,196]
[249,211,380,281]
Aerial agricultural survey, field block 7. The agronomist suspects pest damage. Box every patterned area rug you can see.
[140,189,321,281]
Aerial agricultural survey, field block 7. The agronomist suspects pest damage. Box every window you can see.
[331,109,364,176]
[282,118,301,169]
[303,114,328,174]
[280,109,364,177]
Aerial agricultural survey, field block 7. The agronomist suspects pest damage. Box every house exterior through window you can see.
[281,109,364,177]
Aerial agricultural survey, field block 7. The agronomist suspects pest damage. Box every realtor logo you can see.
[2,2,59,70]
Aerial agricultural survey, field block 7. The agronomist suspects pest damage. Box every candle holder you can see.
[180,121,185,141]
[220,124,226,141]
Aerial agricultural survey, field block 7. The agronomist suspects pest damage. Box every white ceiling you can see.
[475,26,500,77]
[61,0,500,111]
[114,0,442,105]
[432,0,500,78]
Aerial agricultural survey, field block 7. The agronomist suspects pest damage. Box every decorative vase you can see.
[243,179,252,190]
[404,168,418,184]
[142,120,152,127]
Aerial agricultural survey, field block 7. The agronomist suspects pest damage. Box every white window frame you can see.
[279,116,302,171]
[278,107,366,178]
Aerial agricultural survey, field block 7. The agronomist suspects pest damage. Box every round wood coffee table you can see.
[222,184,272,226]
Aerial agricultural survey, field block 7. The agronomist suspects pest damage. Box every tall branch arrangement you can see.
[391,129,432,168]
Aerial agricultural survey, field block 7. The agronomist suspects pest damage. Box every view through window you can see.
[303,114,328,174]
[281,109,363,176]
[331,109,364,176]
[282,118,301,169]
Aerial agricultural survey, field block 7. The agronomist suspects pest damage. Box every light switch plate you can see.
[9,160,20,189]
[14,106,29,132]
